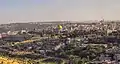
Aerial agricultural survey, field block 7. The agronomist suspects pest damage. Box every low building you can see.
[2,35,25,42]
[104,36,117,43]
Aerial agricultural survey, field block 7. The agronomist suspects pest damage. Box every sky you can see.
[0,0,120,23]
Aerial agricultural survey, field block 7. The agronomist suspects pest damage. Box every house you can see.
[7,31,19,35]
[0,33,8,39]
[21,30,27,34]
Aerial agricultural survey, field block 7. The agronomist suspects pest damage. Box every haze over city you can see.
[0,0,120,23]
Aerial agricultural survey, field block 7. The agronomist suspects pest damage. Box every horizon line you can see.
[0,20,120,25]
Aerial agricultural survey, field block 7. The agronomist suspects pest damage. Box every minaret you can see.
[100,18,104,24]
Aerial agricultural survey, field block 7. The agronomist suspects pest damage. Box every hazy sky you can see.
[0,0,120,23]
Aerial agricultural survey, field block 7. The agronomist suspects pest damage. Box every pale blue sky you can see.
[0,0,120,23]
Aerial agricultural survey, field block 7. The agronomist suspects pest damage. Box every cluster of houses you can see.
[0,30,29,42]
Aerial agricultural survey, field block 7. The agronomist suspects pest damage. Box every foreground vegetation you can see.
[0,56,60,64]
[0,42,107,64]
